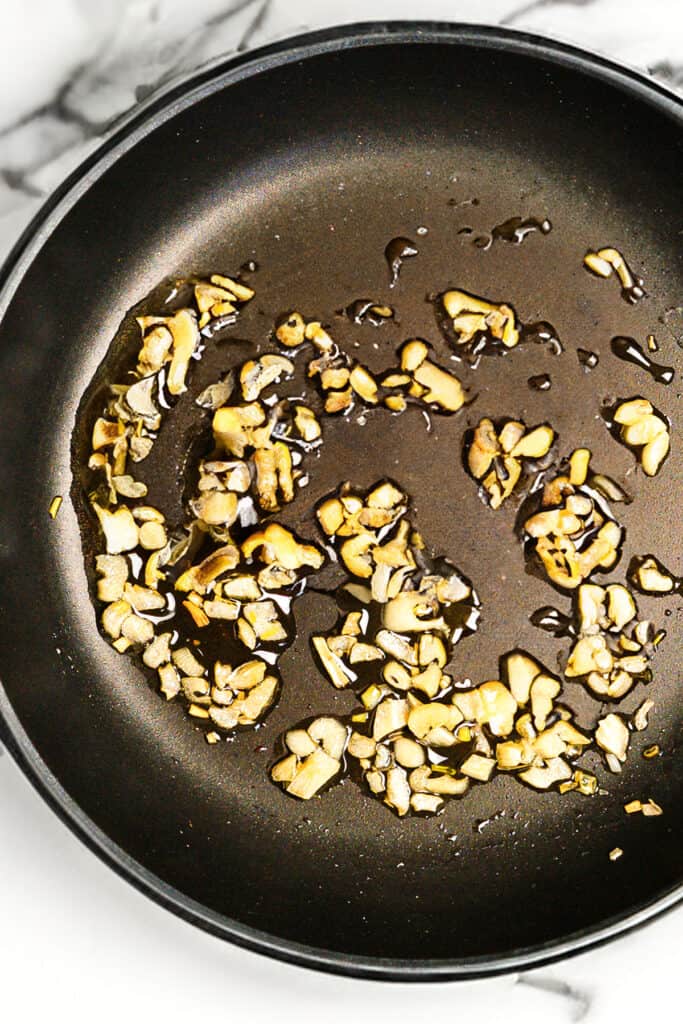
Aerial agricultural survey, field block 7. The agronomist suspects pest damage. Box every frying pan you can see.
[0,22,681,980]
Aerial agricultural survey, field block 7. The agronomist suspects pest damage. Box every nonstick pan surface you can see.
[0,23,681,979]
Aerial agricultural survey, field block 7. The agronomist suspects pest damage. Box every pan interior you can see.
[0,34,681,968]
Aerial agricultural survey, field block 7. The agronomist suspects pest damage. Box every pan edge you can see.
[0,20,681,980]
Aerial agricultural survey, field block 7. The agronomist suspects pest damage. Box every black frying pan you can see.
[0,23,681,979]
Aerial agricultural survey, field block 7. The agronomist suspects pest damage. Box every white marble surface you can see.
[0,1,681,1020]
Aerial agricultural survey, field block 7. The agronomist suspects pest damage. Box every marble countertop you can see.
[3,0,683,260]
[0,2,680,1021]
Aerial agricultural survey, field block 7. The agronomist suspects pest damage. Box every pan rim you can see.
[0,20,681,980]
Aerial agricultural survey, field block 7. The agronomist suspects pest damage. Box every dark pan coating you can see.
[0,25,680,977]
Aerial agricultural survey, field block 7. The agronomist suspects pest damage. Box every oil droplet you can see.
[522,321,564,354]
[344,299,394,326]
[621,275,645,305]
[578,348,599,371]
[468,216,551,252]
[492,215,552,244]
[128,552,144,578]
[416,226,428,236]
[610,336,674,385]
[384,237,418,287]
[528,373,552,391]
[529,606,574,637]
